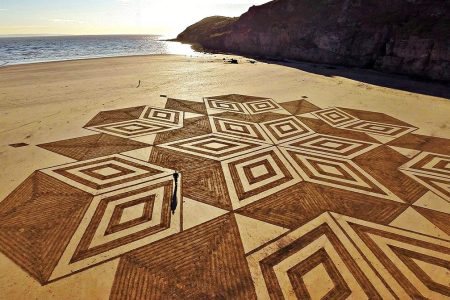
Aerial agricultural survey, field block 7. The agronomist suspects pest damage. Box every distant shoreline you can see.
[0,52,205,67]
[0,53,205,68]
[0,34,169,38]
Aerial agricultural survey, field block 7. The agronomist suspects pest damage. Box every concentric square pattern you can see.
[159,133,271,161]
[221,147,302,209]
[205,98,247,114]
[210,116,273,144]
[261,116,314,143]
[49,177,181,281]
[87,119,176,138]
[280,133,380,159]
[340,120,416,138]
[244,99,282,114]
[41,154,173,194]
[280,147,402,202]
[140,107,184,126]
[86,106,184,138]
[313,107,358,126]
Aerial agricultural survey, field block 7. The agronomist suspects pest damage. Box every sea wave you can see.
[0,35,199,65]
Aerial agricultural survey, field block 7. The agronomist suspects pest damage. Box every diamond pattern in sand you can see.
[280,133,380,159]
[340,120,416,138]
[261,116,314,143]
[210,116,273,144]
[280,147,402,202]
[1,94,448,300]
[49,177,180,281]
[86,119,176,138]
[158,133,270,161]
[205,98,248,114]
[313,107,358,127]
[140,106,184,126]
[41,154,172,195]
[221,147,302,209]
[243,98,282,114]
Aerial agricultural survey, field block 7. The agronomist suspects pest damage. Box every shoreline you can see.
[0,53,204,69]
[0,37,197,67]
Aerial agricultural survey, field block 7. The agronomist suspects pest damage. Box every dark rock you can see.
[176,0,450,82]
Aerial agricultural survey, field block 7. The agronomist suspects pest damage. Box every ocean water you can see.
[0,35,199,66]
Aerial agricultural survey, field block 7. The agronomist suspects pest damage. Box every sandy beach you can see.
[1,55,449,198]
[0,54,449,299]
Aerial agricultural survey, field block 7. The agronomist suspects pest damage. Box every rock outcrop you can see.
[176,16,236,50]
[176,0,450,81]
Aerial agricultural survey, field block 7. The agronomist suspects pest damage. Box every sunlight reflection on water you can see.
[164,40,199,56]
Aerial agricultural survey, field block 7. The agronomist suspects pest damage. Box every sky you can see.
[0,0,269,37]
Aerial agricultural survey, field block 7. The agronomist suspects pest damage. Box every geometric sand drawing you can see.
[205,98,248,114]
[248,212,450,299]
[400,152,450,201]
[243,98,282,114]
[41,154,173,195]
[49,176,181,281]
[210,116,274,144]
[221,146,302,209]
[86,119,177,138]
[313,107,359,127]
[279,147,403,202]
[339,120,417,138]
[261,116,314,143]
[1,94,449,299]
[140,106,184,127]
[280,133,380,159]
[247,212,395,299]
[158,133,271,161]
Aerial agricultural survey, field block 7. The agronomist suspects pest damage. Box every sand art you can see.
[0,94,449,299]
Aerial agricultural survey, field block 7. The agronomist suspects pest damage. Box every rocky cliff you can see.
[176,0,450,81]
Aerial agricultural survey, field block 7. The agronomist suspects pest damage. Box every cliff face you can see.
[177,0,450,81]
[176,16,236,49]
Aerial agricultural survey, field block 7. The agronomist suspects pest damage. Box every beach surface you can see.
[1,55,448,196]
[0,54,449,299]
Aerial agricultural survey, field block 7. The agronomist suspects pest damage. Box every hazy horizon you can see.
[0,0,269,37]
[0,33,164,38]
